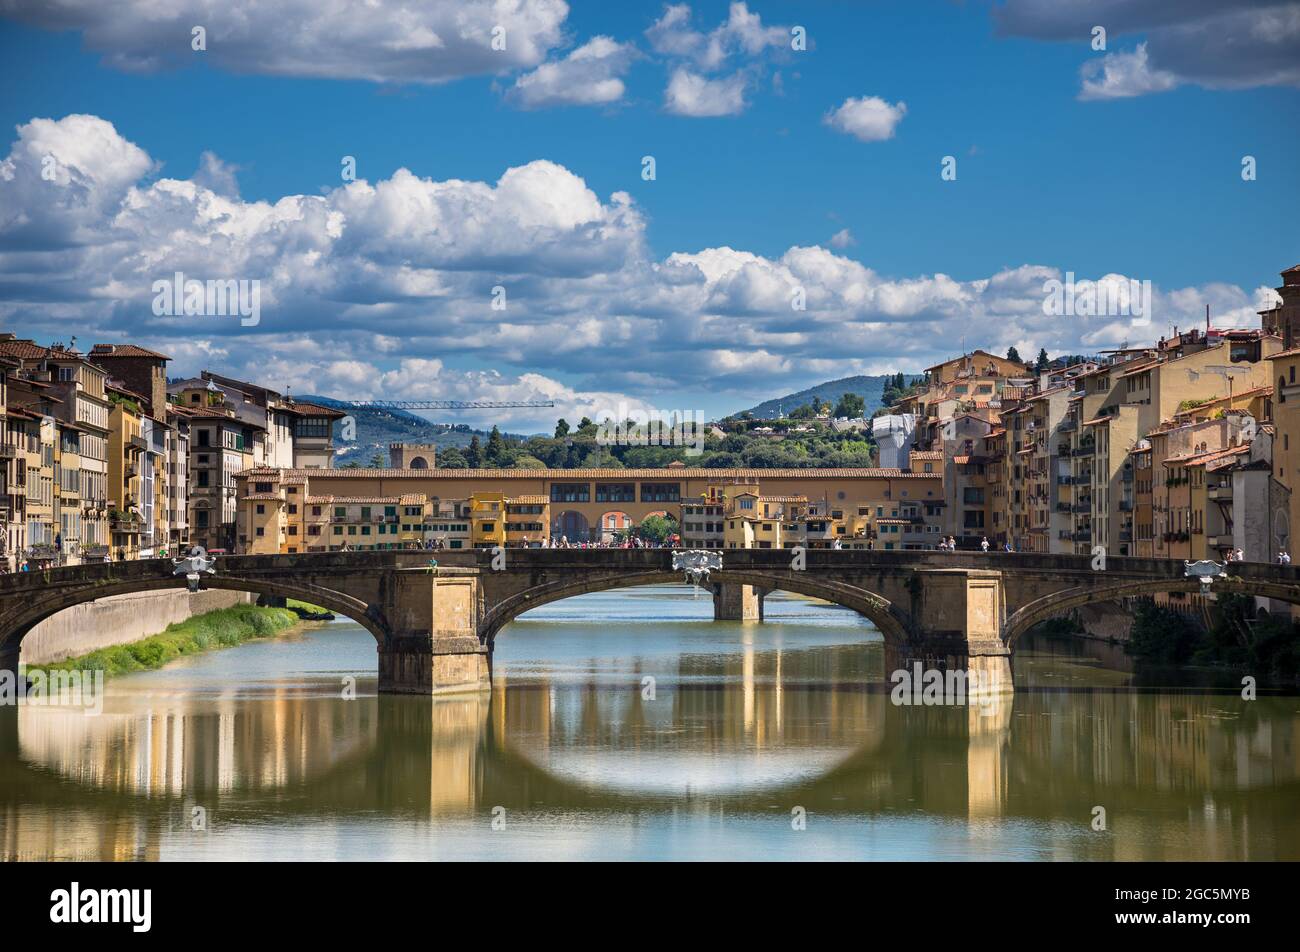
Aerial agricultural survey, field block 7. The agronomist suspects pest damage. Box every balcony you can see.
[1073,530,1092,543]
[1207,534,1234,548]
[1058,420,1077,433]
[0,444,14,459]
[109,511,141,533]
[1118,499,1133,511]
[1071,445,1095,457]
[1208,485,1233,502]
[1119,530,1133,542]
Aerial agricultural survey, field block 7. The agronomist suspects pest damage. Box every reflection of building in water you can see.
[1005,692,1300,858]
[0,807,160,862]
[17,694,378,797]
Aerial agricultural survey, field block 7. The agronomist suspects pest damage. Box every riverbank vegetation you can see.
[1126,595,1300,679]
[27,604,300,679]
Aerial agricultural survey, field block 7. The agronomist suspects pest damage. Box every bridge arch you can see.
[0,573,390,662]
[1002,577,1300,647]
[478,569,912,646]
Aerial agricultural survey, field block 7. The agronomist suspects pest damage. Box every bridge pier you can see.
[378,570,492,695]
[713,583,764,621]
[378,637,492,695]
[902,569,1014,692]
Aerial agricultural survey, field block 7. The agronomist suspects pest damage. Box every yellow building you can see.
[504,495,548,546]
[470,492,506,548]
[106,388,146,560]
[721,487,790,549]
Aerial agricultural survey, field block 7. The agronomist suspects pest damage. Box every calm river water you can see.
[2,585,1298,861]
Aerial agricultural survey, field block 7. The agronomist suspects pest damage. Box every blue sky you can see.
[0,1,1297,429]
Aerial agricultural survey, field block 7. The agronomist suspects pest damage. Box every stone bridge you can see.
[2,549,1299,694]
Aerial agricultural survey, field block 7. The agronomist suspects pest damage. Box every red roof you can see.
[90,343,172,361]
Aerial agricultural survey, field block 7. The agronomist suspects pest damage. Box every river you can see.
[2,585,1298,861]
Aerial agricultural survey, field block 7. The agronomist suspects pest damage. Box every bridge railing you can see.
[2,547,1297,595]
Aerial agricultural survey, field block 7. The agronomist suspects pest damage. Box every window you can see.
[641,482,680,502]
[255,482,273,493]
[295,418,332,438]
[550,483,590,503]
[335,507,346,518]
[333,526,343,535]
[596,483,635,503]
[312,506,322,516]
[255,504,265,515]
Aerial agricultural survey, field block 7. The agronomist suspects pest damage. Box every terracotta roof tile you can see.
[90,343,171,360]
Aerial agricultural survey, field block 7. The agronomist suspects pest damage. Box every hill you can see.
[731,375,898,420]
[298,395,527,466]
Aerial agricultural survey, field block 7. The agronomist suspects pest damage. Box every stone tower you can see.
[389,443,437,469]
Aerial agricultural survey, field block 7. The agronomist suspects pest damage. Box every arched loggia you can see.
[1002,577,1300,648]
[478,569,913,646]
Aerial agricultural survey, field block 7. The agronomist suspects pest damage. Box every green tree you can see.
[635,513,679,544]
[368,452,385,469]
[1126,599,1198,665]
[466,435,483,468]
[554,419,570,439]
[437,447,467,469]
[485,425,507,465]
[833,392,865,419]
[1035,348,1050,371]
[1006,346,1023,364]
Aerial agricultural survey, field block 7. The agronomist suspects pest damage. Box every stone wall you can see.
[20,590,255,665]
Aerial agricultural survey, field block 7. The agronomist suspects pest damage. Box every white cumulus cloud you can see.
[823,96,907,142]
[508,36,637,108]
[664,68,748,116]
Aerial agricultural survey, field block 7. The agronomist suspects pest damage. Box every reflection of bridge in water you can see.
[4,672,1299,860]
